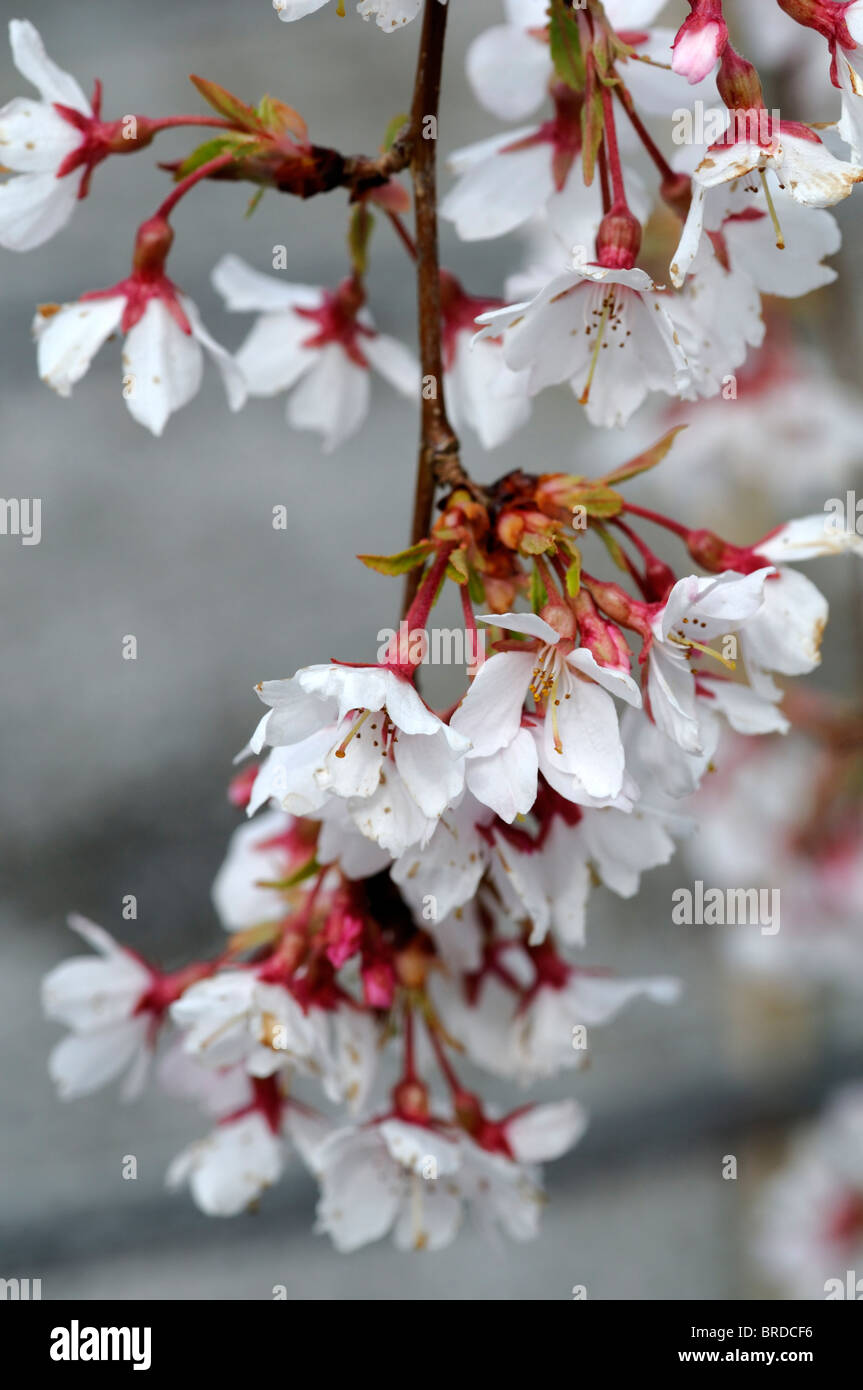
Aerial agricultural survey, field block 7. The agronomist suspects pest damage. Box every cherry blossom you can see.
[433,942,680,1085]
[643,568,774,755]
[670,152,843,292]
[248,659,469,853]
[313,1101,583,1252]
[212,254,418,452]
[34,216,245,435]
[451,608,641,804]
[42,915,212,1101]
[211,809,317,932]
[172,968,379,1112]
[167,1088,287,1217]
[672,121,863,289]
[0,21,93,250]
[477,251,696,430]
[438,270,531,449]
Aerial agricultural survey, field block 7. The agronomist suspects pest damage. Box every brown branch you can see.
[161,124,416,202]
[402,0,474,613]
[342,122,415,199]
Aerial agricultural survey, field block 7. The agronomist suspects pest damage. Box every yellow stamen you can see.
[759,169,785,250]
[334,709,371,758]
[549,677,564,755]
[669,632,737,671]
[411,1172,427,1251]
[528,646,557,702]
[579,293,613,406]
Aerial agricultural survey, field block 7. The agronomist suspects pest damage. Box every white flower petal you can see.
[288,344,370,451]
[362,332,420,396]
[450,649,534,756]
[33,296,123,396]
[505,1099,588,1164]
[0,96,81,172]
[10,20,90,111]
[123,298,203,436]
[211,253,322,312]
[0,168,78,250]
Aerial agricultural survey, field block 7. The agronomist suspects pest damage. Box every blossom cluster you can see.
[6,3,863,439]
[41,460,860,1246]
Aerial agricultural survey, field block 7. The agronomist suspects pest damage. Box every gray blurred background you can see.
[1,0,862,1300]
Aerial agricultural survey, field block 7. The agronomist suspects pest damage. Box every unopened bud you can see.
[395,938,432,990]
[717,45,764,113]
[776,0,845,43]
[392,1078,429,1123]
[595,204,642,270]
[643,555,677,602]
[132,215,173,276]
[540,601,576,642]
[672,1,728,85]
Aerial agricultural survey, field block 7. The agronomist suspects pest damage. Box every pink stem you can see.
[154,150,238,220]
[147,114,239,133]
[403,542,456,634]
[600,84,628,208]
[622,501,690,540]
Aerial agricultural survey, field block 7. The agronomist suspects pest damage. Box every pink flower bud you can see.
[362,959,396,1009]
[672,1,728,85]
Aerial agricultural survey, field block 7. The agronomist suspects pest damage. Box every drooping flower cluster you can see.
[41,441,860,1245]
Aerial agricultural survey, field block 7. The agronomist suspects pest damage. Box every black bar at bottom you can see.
[1,1298,859,1372]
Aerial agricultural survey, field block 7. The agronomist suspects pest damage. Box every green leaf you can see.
[581,89,604,188]
[255,857,320,891]
[446,549,470,584]
[592,522,629,573]
[257,94,307,141]
[530,567,548,614]
[564,482,624,519]
[600,426,688,487]
[520,532,556,555]
[382,112,410,150]
[549,1,585,90]
[190,75,262,131]
[173,133,256,180]
[565,552,582,597]
[348,204,375,275]
[358,541,435,576]
[467,567,486,606]
[245,188,265,218]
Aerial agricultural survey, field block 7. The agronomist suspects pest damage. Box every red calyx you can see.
[80,216,192,335]
[716,45,765,114]
[294,276,374,368]
[54,82,157,200]
[501,82,583,193]
[439,270,503,369]
[595,203,642,270]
